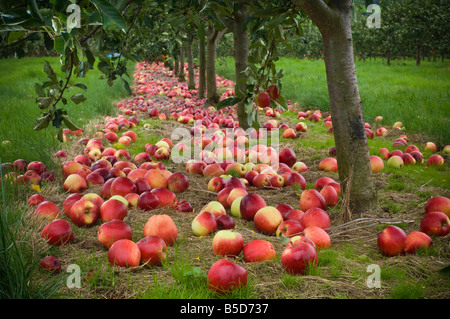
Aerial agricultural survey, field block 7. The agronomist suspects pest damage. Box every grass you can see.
[0,57,135,166]
[216,57,450,146]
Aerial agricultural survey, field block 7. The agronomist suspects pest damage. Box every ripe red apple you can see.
[285,172,306,189]
[379,147,390,160]
[27,161,47,175]
[28,194,46,206]
[284,209,305,223]
[216,215,236,230]
[252,173,270,188]
[208,176,226,192]
[243,240,276,263]
[192,211,218,237]
[256,91,271,108]
[136,236,167,266]
[286,235,317,250]
[281,242,318,275]
[424,142,437,153]
[313,177,336,191]
[301,207,331,230]
[137,191,160,211]
[176,200,193,212]
[276,220,304,238]
[299,189,327,212]
[34,201,60,220]
[69,199,100,227]
[404,231,432,254]
[420,212,450,236]
[424,196,450,217]
[266,84,280,100]
[143,214,178,246]
[240,193,267,221]
[144,169,168,189]
[278,148,297,167]
[295,122,307,132]
[275,203,294,219]
[292,162,308,173]
[39,256,62,273]
[370,155,384,173]
[86,172,105,187]
[100,198,128,222]
[62,193,83,218]
[318,157,338,173]
[167,172,189,193]
[320,185,339,207]
[150,187,177,208]
[427,154,444,167]
[199,201,227,219]
[224,176,247,190]
[97,219,133,249]
[254,206,284,235]
[41,219,75,246]
[110,176,136,197]
[108,239,141,268]
[212,230,244,257]
[63,174,88,193]
[62,161,84,178]
[207,259,248,294]
[303,226,331,249]
[377,225,407,257]
[226,188,248,207]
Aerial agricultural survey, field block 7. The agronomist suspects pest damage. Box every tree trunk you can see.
[387,52,391,66]
[186,33,196,90]
[198,27,206,100]
[296,0,377,219]
[179,46,185,81]
[232,5,250,130]
[416,45,421,66]
[174,54,179,76]
[206,26,224,105]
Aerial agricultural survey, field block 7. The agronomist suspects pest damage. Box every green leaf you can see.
[62,115,79,131]
[70,93,86,104]
[8,31,25,45]
[74,83,87,91]
[34,83,45,97]
[28,0,44,22]
[91,0,127,32]
[216,97,242,110]
[34,113,51,130]
[54,36,65,55]
[57,127,64,142]
[122,78,132,95]
[44,61,57,82]
[36,96,54,109]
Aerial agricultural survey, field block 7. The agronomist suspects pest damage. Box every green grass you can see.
[0,57,134,166]
[216,57,450,146]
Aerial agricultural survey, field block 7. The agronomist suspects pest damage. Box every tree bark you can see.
[295,0,377,219]
[206,26,225,105]
[198,27,206,99]
[186,33,196,90]
[179,46,186,81]
[173,53,179,76]
[416,45,421,66]
[232,4,250,130]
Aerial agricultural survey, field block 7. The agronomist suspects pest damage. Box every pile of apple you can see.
[0,159,55,186]
[377,196,450,257]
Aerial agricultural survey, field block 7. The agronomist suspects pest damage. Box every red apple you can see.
[192,211,218,236]
[276,203,294,219]
[281,242,318,275]
[167,172,189,193]
[370,155,384,173]
[420,212,450,236]
[100,198,128,222]
[301,207,331,230]
[108,239,141,268]
[254,206,284,235]
[63,174,88,193]
[34,201,60,220]
[208,176,226,192]
[427,154,444,167]
[278,148,297,167]
[216,215,236,230]
[252,173,270,188]
[318,157,338,173]
[28,194,45,206]
[243,240,276,262]
[256,91,271,108]
[377,225,407,257]
[199,201,227,219]
[143,214,178,246]
[69,199,100,227]
[299,189,327,212]
[150,187,177,208]
[424,196,450,217]
[207,259,248,294]
[97,219,133,249]
[404,231,432,254]
[39,256,62,273]
[320,185,339,207]
[62,193,83,218]
[144,169,168,189]
[137,236,167,266]
[285,172,306,189]
[240,193,267,221]
[284,209,305,223]
[314,177,336,191]
[276,220,304,238]
[41,219,74,246]
[137,191,160,211]
[212,230,244,257]
[303,226,331,249]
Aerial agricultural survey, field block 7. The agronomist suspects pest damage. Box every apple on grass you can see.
[275,203,294,219]
[284,209,305,223]
[243,240,276,263]
[100,199,128,222]
[240,193,267,221]
[207,259,248,295]
[167,172,189,193]
[97,219,133,249]
[424,196,450,217]
[108,239,141,268]
[318,157,338,173]
[303,226,331,249]
[404,231,432,254]
[420,212,450,236]
[278,148,297,167]
[176,200,193,212]
[192,211,218,237]
[41,219,75,246]
[208,176,226,192]
[63,193,83,217]
[284,172,306,189]
[285,235,316,250]
[28,194,45,206]
[320,185,339,207]
[281,242,318,275]
[212,230,244,257]
[370,156,384,173]
[226,188,248,207]
[216,215,235,230]
[150,188,177,208]
[276,220,304,238]
[377,225,407,257]
[200,201,226,218]
[69,199,100,227]
[313,177,336,191]
[63,174,88,193]
[137,191,160,211]
[292,162,308,173]
[253,206,284,235]
[144,169,168,189]
[301,208,331,230]
[387,155,404,169]
[34,201,60,220]
[299,189,327,212]
[143,214,178,246]
[136,236,167,266]
[427,154,444,167]
[40,256,62,273]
